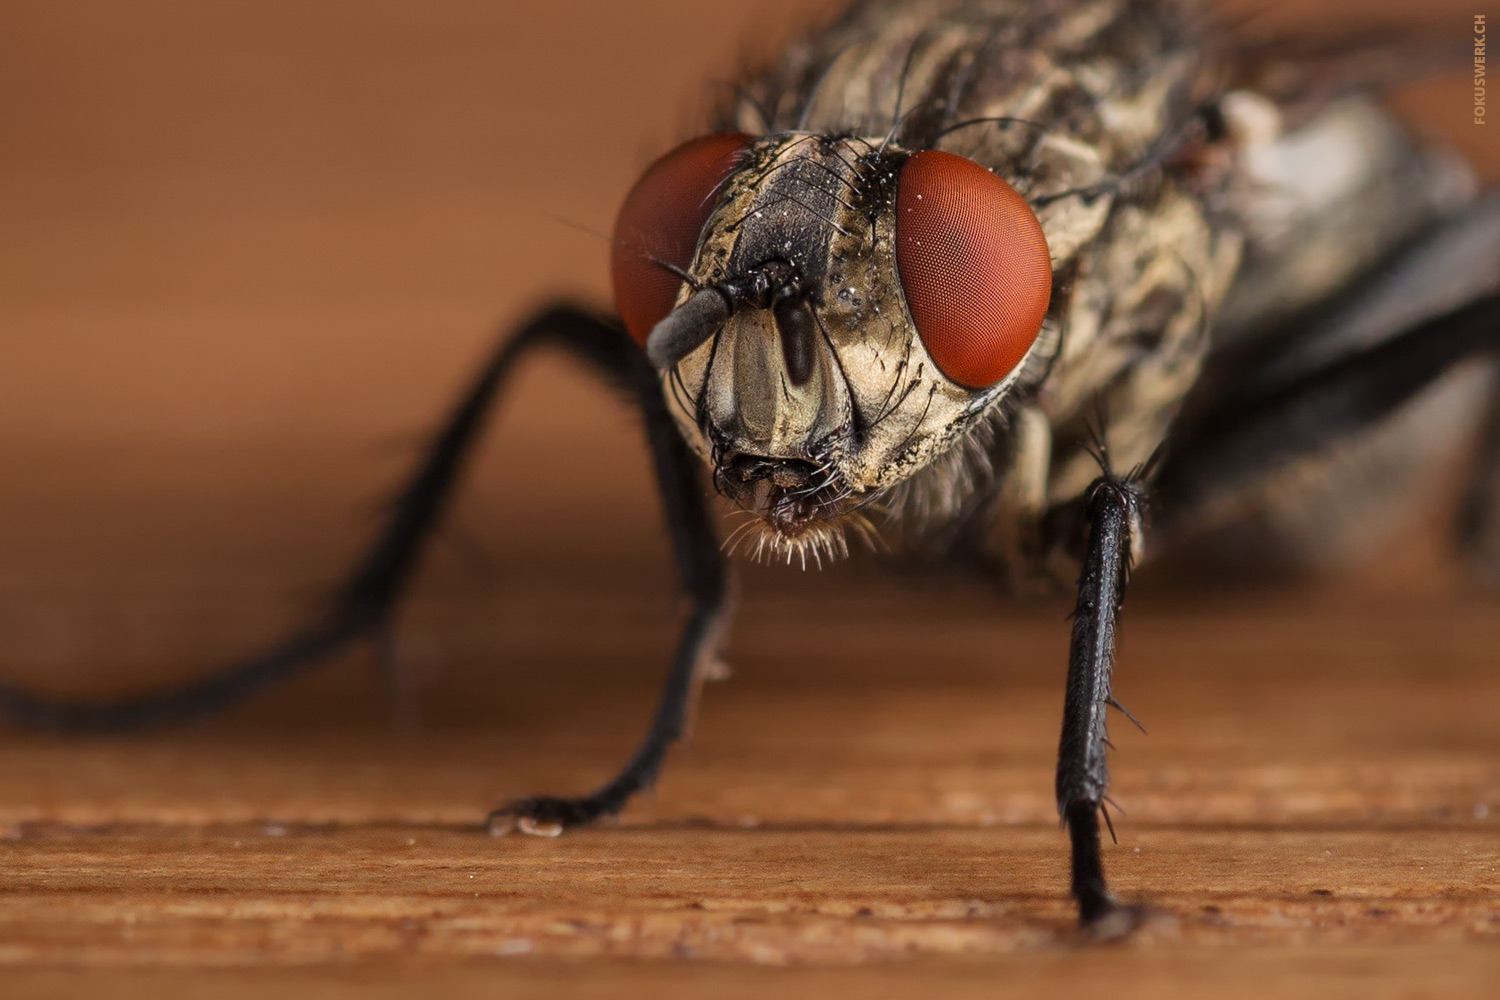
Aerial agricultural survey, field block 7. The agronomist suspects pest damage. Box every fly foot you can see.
[486,794,617,838]
[1079,898,1149,942]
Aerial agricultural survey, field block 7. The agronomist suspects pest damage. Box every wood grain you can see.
[0,1,1497,996]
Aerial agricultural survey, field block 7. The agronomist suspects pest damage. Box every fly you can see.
[2,0,1497,936]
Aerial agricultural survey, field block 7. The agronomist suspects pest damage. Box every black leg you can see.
[1108,268,1498,934]
[1056,470,1147,934]
[488,333,728,835]
[0,304,699,736]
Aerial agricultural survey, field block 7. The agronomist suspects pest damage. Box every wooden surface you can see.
[1,1,1498,996]
[1,581,1498,996]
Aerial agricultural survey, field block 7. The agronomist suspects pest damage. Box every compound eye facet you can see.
[894,150,1052,389]
[611,132,753,346]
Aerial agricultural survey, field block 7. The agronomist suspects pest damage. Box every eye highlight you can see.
[894,150,1052,389]
[611,132,752,347]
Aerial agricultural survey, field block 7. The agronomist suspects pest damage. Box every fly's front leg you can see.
[1056,470,1148,934]
[0,298,726,833]
[487,336,727,836]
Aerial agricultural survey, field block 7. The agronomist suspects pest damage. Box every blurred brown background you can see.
[0,0,1494,632]
[0,0,846,690]
[0,1,1497,993]
[0,0,1493,610]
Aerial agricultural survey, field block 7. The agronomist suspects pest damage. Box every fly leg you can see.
[486,326,727,835]
[1061,288,1500,934]
[1155,289,1500,538]
[1056,469,1148,935]
[0,305,712,740]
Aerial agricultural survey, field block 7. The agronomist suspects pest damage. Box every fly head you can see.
[611,132,1054,563]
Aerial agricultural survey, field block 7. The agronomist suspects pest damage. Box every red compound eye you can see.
[611,132,752,347]
[894,150,1052,389]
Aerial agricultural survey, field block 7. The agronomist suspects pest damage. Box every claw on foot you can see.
[1080,900,1148,942]
[517,816,564,837]
[485,794,615,838]
[700,657,733,682]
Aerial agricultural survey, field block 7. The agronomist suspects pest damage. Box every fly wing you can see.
[1191,11,1481,342]
[1161,197,1500,573]
[1224,196,1500,395]
[1208,99,1479,351]
[1154,16,1499,573]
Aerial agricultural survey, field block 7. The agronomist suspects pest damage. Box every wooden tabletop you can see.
[2,576,1497,995]
[1,1,1497,996]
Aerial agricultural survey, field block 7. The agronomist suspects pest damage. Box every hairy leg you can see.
[1053,468,1148,934]
[1056,285,1498,929]
[487,320,729,834]
[0,300,727,827]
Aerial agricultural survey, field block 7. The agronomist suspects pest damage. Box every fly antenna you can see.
[645,288,731,369]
